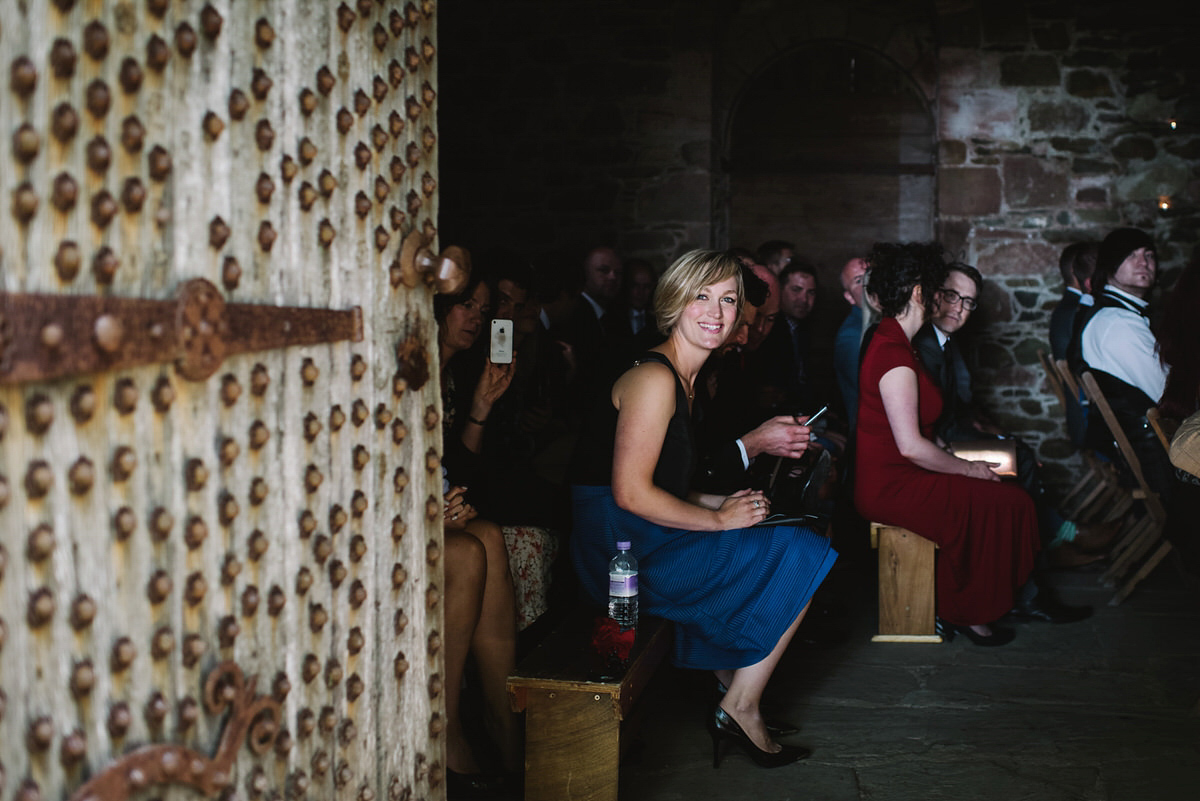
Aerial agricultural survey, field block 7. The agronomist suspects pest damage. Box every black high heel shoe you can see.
[936,617,1015,646]
[715,681,799,737]
[708,706,811,769]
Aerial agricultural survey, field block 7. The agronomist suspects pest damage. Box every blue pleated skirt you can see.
[571,485,838,671]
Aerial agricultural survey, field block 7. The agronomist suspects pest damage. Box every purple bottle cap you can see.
[616,541,630,550]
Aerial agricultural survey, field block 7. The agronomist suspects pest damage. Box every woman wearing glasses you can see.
[854,242,1039,646]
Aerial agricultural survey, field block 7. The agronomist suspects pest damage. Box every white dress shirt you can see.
[1081,285,1167,402]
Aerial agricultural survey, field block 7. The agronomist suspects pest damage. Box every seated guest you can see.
[442,481,520,794]
[570,249,837,767]
[556,246,625,410]
[1072,228,1172,498]
[834,257,868,431]
[756,239,795,277]
[436,272,516,488]
[915,263,1113,572]
[1049,242,1098,361]
[749,258,821,416]
[854,242,1039,646]
[1049,242,1098,447]
[695,262,816,497]
[614,257,664,358]
[473,254,572,527]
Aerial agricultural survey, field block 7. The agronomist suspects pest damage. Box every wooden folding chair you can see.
[1146,407,1179,453]
[1079,372,1172,604]
[1038,348,1068,408]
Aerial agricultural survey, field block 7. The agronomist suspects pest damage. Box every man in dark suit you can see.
[556,246,624,408]
[750,258,820,416]
[1049,242,1098,361]
[916,262,1115,579]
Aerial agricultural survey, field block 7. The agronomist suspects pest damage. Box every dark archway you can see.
[727,40,936,274]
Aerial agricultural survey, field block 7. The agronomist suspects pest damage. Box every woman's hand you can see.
[715,489,771,529]
[961,460,1001,482]
[471,358,516,418]
[443,486,478,530]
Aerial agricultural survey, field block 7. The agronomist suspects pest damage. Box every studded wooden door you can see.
[1,2,447,800]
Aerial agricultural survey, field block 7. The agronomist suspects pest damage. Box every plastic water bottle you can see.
[607,541,639,632]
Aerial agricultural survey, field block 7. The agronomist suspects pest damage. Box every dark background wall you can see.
[439,0,1200,487]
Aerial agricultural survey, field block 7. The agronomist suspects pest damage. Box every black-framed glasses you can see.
[938,287,977,311]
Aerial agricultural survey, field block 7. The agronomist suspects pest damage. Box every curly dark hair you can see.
[865,241,948,318]
[1158,254,1200,418]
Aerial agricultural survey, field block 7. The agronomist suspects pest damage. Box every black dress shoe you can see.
[1008,594,1092,624]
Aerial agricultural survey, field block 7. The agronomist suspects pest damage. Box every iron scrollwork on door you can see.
[68,662,280,801]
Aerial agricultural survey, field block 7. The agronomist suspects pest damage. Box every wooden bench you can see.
[507,613,672,801]
[870,523,941,643]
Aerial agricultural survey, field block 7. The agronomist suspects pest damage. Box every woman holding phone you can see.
[570,249,837,769]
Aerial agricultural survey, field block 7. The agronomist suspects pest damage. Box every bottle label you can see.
[609,574,637,597]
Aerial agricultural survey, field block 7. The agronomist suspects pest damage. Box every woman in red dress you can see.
[854,242,1039,645]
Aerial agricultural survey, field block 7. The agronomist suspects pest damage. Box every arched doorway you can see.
[723,40,935,401]
[726,40,935,274]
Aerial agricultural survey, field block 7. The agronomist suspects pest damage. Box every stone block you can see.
[1014,337,1047,365]
[941,89,1019,141]
[1071,158,1115,175]
[1014,290,1040,309]
[1114,162,1191,202]
[1063,50,1123,69]
[1065,69,1114,98]
[1113,136,1157,161]
[1032,23,1069,51]
[636,172,710,222]
[1028,99,1089,132]
[977,240,1059,277]
[1165,138,1200,160]
[939,140,967,165]
[1048,137,1097,154]
[1000,54,1060,87]
[938,167,1001,216]
[1003,156,1068,209]
[1075,186,1107,204]
[938,219,971,258]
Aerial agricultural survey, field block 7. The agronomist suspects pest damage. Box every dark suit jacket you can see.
[1048,289,1082,361]
[748,317,814,415]
[912,323,974,441]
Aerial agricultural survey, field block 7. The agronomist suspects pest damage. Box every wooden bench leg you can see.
[872,524,941,643]
[523,688,619,801]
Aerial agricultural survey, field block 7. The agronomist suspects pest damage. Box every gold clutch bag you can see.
[948,440,1018,477]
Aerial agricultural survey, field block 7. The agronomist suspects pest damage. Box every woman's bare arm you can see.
[879,365,999,481]
[611,362,767,529]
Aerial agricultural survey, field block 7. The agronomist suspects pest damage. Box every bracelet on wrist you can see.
[467,415,487,426]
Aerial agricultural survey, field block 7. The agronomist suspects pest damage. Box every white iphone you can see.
[490,319,513,364]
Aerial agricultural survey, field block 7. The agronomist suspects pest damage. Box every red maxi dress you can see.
[855,317,1039,625]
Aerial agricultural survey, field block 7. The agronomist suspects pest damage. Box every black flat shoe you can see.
[446,768,512,800]
[715,681,798,736]
[937,618,1015,646]
[708,706,811,769]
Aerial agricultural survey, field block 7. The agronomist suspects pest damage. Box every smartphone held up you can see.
[490,318,514,364]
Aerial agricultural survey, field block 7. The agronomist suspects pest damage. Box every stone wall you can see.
[438,0,1200,487]
[934,0,1200,486]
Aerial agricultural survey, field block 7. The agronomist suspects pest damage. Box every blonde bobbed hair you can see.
[653,249,745,336]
